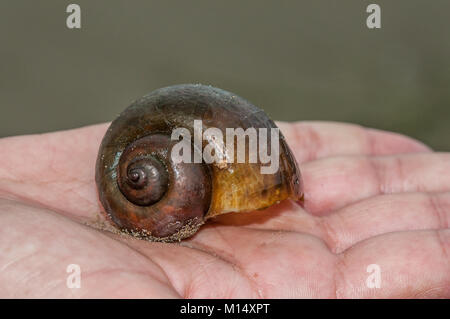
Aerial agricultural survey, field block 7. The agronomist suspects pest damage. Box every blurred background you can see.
[0,0,449,150]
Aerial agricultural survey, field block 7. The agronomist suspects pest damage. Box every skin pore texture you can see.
[0,121,448,298]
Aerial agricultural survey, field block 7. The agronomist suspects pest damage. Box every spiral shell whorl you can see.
[96,132,211,241]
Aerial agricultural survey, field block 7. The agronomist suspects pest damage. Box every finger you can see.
[215,191,450,252]
[320,192,450,253]
[144,226,336,298]
[303,152,450,215]
[119,233,263,298]
[0,124,107,220]
[336,229,450,298]
[277,121,431,164]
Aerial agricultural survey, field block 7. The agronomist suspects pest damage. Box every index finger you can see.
[277,121,431,164]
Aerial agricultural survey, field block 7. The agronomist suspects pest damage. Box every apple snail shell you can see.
[95,84,303,242]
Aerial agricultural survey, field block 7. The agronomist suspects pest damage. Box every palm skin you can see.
[0,122,448,298]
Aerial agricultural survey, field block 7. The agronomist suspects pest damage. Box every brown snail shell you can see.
[95,84,303,242]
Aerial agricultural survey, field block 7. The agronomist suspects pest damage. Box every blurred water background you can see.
[0,0,449,150]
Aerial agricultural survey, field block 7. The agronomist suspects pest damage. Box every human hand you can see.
[0,122,448,298]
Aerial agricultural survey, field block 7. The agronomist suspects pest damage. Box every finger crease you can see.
[318,217,341,254]
[185,241,263,298]
[368,157,384,195]
[429,194,449,229]
[436,231,450,271]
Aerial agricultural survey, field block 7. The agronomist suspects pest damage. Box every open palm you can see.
[0,122,448,298]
